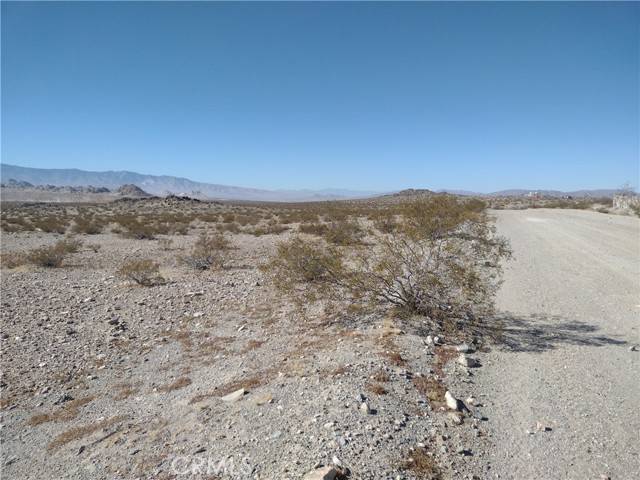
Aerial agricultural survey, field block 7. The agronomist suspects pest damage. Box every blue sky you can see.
[2,2,638,192]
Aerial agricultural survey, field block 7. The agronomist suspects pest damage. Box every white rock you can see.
[455,343,473,353]
[220,388,246,402]
[445,391,462,411]
[302,466,338,480]
[359,402,371,414]
[193,312,204,318]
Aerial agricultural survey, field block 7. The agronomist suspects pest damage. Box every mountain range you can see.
[0,164,377,202]
[0,163,624,201]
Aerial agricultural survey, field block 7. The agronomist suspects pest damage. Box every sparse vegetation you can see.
[181,232,230,270]
[264,196,510,334]
[26,237,83,268]
[117,259,165,286]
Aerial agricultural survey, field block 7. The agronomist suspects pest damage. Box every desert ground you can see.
[0,198,638,480]
[460,209,640,479]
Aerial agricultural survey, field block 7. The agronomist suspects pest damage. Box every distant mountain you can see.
[488,189,621,198]
[0,164,377,202]
[438,188,622,198]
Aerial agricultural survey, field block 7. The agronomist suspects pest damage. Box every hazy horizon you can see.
[2,2,638,192]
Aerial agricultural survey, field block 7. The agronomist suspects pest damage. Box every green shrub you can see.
[264,197,511,333]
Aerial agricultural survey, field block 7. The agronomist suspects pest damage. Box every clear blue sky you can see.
[2,2,638,192]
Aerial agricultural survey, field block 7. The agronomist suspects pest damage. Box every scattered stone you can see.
[53,393,74,405]
[254,393,273,405]
[359,402,371,414]
[220,388,246,402]
[535,421,552,432]
[455,343,474,353]
[629,345,638,352]
[447,411,464,425]
[457,354,480,368]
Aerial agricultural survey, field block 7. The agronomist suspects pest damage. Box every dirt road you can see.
[476,209,640,479]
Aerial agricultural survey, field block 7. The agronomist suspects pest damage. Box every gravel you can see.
[465,209,640,479]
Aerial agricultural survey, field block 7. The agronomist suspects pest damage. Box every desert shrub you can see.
[299,223,329,236]
[235,214,261,226]
[56,236,83,254]
[158,238,174,250]
[0,252,27,269]
[261,237,347,301]
[264,196,510,333]
[31,215,68,234]
[115,215,158,239]
[373,214,398,234]
[28,245,65,268]
[72,216,105,234]
[247,223,289,236]
[216,222,240,234]
[1,216,33,232]
[198,212,220,223]
[323,220,365,245]
[181,232,230,270]
[117,259,164,286]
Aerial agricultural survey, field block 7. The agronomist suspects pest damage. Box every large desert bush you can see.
[264,196,510,332]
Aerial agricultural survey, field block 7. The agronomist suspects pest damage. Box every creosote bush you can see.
[261,237,345,300]
[181,232,230,270]
[263,196,511,333]
[117,259,164,286]
[323,220,365,246]
[27,237,83,268]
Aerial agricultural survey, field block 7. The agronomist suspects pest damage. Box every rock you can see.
[457,355,480,368]
[535,421,552,432]
[53,393,74,405]
[303,466,338,480]
[445,391,466,412]
[193,312,204,318]
[447,411,464,425]
[220,388,246,402]
[629,345,638,352]
[455,343,474,353]
[359,402,371,414]
[254,393,272,405]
